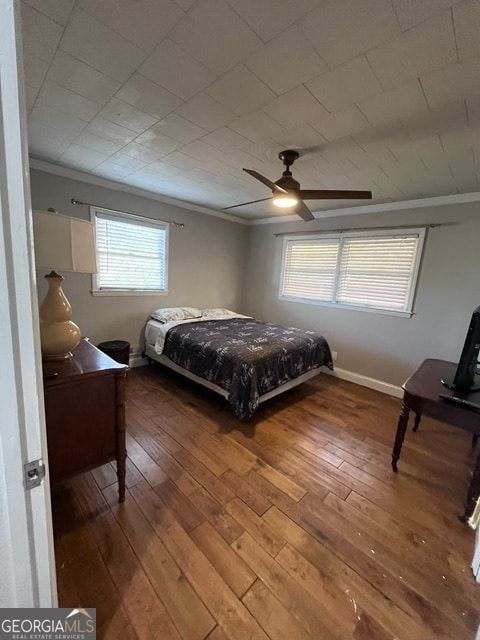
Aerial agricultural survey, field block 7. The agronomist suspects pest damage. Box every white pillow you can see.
[151,306,202,323]
[201,308,251,320]
[201,308,237,318]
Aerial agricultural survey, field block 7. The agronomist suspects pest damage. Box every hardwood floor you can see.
[52,364,480,639]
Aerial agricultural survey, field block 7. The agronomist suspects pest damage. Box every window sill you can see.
[279,296,413,318]
[91,290,169,297]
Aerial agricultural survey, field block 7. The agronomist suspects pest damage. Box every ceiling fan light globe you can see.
[272,194,298,208]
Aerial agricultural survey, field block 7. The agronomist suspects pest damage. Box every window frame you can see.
[279,227,426,317]
[90,206,169,297]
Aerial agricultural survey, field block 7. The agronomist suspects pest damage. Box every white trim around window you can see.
[279,227,426,317]
[90,206,169,296]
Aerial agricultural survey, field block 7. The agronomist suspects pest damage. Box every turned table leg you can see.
[117,451,127,503]
[392,402,410,472]
[115,369,127,503]
[459,451,480,523]
[412,413,421,431]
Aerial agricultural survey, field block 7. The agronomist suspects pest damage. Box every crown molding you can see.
[29,158,248,225]
[29,157,480,227]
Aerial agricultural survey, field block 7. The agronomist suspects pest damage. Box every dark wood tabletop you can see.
[43,337,127,381]
[401,358,480,435]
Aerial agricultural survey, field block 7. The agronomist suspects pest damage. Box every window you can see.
[91,207,168,294]
[280,228,425,315]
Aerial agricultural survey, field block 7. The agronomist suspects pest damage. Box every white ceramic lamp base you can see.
[40,271,81,360]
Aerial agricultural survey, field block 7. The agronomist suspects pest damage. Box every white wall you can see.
[30,168,248,355]
[242,201,480,388]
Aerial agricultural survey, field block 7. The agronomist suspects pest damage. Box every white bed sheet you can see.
[145,317,205,355]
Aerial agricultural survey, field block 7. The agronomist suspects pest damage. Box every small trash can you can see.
[97,340,130,365]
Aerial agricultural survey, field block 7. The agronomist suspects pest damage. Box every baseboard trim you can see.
[324,366,403,398]
[129,351,148,368]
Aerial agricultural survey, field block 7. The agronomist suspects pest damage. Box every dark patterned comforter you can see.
[163,318,333,420]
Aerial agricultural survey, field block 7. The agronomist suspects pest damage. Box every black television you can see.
[441,305,480,393]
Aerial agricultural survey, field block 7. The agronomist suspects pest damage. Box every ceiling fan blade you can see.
[298,189,372,200]
[239,153,372,221]
[222,197,271,210]
[243,168,288,194]
[294,200,315,222]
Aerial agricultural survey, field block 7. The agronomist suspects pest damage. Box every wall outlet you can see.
[331,350,338,362]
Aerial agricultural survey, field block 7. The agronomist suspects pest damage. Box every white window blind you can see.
[337,235,419,310]
[281,239,340,301]
[280,228,425,315]
[93,208,168,293]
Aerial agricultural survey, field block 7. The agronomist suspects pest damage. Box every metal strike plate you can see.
[24,459,46,489]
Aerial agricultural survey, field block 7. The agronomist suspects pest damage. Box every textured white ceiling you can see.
[22,0,480,221]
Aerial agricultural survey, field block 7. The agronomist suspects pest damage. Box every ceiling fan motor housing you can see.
[275,175,300,190]
[276,150,301,190]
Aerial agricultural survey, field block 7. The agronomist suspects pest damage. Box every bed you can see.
[143,307,333,420]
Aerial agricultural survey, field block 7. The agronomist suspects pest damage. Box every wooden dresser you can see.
[42,338,128,502]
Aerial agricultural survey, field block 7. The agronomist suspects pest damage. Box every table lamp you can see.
[33,208,97,360]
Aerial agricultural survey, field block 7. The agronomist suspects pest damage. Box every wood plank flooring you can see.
[52,364,480,639]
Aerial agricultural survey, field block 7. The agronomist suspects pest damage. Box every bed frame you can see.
[143,342,322,405]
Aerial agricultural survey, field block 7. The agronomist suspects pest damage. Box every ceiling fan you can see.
[223,149,372,221]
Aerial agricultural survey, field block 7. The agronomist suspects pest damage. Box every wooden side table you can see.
[42,339,128,502]
[391,358,480,522]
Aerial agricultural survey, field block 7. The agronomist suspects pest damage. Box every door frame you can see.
[0,0,56,607]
